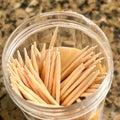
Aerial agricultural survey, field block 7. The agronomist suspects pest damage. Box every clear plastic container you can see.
[2,11,113,120]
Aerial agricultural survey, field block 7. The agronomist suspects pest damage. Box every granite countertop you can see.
[0,0,120,120]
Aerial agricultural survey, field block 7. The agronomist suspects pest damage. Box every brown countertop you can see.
[0,0,120,120]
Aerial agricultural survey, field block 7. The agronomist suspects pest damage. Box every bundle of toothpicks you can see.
[8,27,106,107]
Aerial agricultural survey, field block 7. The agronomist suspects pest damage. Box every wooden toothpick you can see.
[49,26,59,48]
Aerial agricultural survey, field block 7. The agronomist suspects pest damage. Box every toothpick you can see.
[48,52,56,94]
[33,41,41,66]
[41,61,46,81]
[39,43,46,75]
[26,59,45,87]
[49,26,59,48]
[10,77,22,97]
[14,74,46,104]
[61,46,96,80]
[61,70,99,106]
[61,65,96,102]
[8,42,105,107]
[84,52,102,67]
[61,63,85,89]
[95,74,106,84]
[20,83,47,104]
[61,46,89,73]
[7,64,15,76]
[17,50,24,66]
[84,57,95,68]
[96,63,106,73]
[24,67,42,96]
[61,63,85,97]
[15,59,22,68]
[90,57,104,67]
[10,57,17,67]
[24,47,30,67]
[76,98,81,103]
[8,63,19,76]
[44,49,51,88]
[51,48,58,99]
[82,51,94,63]
[31,45,39,73]
[25,67,58,105]
[55,51,61,104]
[86,88,97,93]
[89,83,100,89]
[80,92,93,97]
[17,67,30,88]
[16,82,43,104]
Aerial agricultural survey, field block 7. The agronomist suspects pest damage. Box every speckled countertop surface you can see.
[0,0,120,120]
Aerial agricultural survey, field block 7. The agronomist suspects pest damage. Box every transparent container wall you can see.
[3,12,113,120]
[23,99,105,120]
[11,26,107,120]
